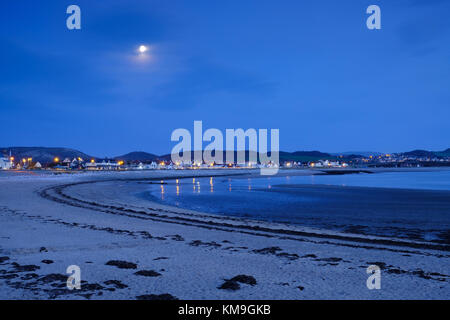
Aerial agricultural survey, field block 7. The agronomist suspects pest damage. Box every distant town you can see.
[1,147,449,171]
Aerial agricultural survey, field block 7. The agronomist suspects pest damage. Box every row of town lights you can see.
[52,157,124,165]
[11,156,225,167]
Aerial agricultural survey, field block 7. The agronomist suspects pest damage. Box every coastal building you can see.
[310,162,323,168]
[62,158,71,166]
[0,156,12,170]
[70,158,84,169]
[85,160,121,170]
[136,162,157,170]
[323,160,340,167]
[157,162,166,169]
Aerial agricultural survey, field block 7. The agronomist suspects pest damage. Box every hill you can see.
[3,146,447,165]
[113,151,159,162]
[434,148,450,157]
[331,151,382,157]
[402,149,435,157]
[0,147,94,164]
[161,150,351,163]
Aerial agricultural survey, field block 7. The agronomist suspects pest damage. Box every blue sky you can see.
[1,0,449,156]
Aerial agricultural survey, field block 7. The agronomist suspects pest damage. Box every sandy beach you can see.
[0,169,449,299]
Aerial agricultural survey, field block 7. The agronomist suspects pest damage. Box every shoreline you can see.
[0,170,449,299]
[2,165,450,177]
[140,180,450,245]
[41,179,450,251]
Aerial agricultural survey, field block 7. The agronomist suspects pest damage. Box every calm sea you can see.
[145,170,450,243]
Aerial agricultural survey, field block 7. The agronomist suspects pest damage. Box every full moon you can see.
[138,45,148,53]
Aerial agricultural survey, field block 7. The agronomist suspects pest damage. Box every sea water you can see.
[146,170,450,243]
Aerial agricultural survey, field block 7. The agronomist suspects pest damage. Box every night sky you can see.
[1,0,449,157]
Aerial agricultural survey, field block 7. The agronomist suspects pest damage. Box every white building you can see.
[323,160,340,167]
[137,162,144,170]
[149,161,158,169]
[85,160,121,170]
[0,156,12,170]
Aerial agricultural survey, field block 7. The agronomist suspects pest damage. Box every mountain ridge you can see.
[2,146,449,163]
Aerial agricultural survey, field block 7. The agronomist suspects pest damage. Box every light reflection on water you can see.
[146,170,450,243]
[158,176,278,197]
[155,170,450,199]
